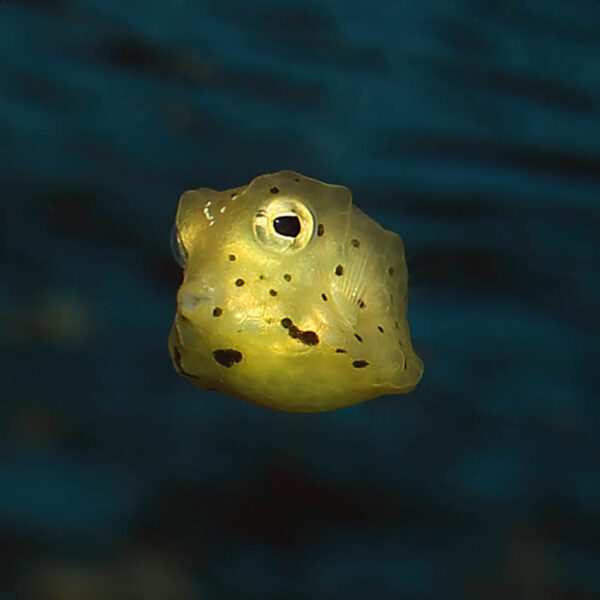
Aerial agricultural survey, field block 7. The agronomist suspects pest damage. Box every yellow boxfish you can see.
[169,171,423,412]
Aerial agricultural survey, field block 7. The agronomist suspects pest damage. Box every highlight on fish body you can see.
[169,170,423,412]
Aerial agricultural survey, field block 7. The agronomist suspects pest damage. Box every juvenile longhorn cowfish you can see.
[169,171,423,412]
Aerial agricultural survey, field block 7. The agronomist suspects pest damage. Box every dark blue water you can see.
[1,1,599,598]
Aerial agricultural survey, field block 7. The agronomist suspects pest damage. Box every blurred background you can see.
[1,0,599,598]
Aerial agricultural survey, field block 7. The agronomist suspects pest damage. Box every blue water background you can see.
[1,0,599,598]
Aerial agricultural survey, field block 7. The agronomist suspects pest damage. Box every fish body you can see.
[169,171,423,412]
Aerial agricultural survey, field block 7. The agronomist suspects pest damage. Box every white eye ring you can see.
[252,197,314,253]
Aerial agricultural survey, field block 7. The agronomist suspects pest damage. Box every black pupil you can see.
[273,215,301,238]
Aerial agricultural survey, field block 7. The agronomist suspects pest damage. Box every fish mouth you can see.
[170,336,199,379]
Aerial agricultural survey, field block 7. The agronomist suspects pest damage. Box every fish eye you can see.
[273,215,301,238]
[170,225,187,268]
[253,197,314,252]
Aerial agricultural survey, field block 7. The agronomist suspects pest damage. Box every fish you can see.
[169,170,423,412]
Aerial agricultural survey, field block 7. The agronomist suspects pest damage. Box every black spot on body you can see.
[317,223,324,236]
[377,325,384,333]
[353,360,370,369]
[213,307,222,317]
[235,278,245,287]
[351,238,360,248]
[269,289,278,296]
[228,254,236,261]
[354,333,363,342]
[299,330,319,345]
[335,348,347,353]
[388,267,394,276]
[335,264,344,276]
[270,186,279,194]
[294,177,300,182]
[321,293,328,301]
[284,273,292,281]
[358,299,365,308]
[281,317,319,346]
[213,349,243,368]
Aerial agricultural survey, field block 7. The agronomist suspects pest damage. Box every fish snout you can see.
[177,283,215,320]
